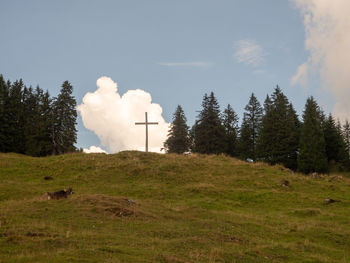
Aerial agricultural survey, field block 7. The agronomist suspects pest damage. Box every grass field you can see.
[0,151,349,262]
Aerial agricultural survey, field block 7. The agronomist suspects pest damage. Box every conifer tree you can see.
[298,97,328,174]
[238,93,263,161]
[222,104,239,156]
[8,80,25,153]
[343,120,350,169]
[257,86,299,169]
[52,81,77,154]
[193,92,225,154]
[0,79,12,152]
[263,94,272,113]
[323,114,345,164]
[23,86,39,156]
[164,105,190,154]
[38,90,53,156]
[0,75,7,152]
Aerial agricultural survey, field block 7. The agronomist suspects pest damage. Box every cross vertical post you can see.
[145,112,148,152]
[135,112,158,152]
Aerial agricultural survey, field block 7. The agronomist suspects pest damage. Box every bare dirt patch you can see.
[75,194,145,218]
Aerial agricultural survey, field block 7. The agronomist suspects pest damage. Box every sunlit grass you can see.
[0,151,349,262]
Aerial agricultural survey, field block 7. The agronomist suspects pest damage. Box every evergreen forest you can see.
[165,87,350,173]
[0,75,77,156]
[1,74,350,174]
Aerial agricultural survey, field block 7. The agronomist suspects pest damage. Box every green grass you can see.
[0,151,350,262]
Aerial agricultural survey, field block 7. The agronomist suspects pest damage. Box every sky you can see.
[1,0,348,153]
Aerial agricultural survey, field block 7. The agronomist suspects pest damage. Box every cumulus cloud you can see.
[77,76,169,153]
[292,0,350,121]
[83,146,108,154]
[233,39,265,67]
[157,61,213,68]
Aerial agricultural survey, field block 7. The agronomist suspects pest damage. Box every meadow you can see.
[0,151,349,262]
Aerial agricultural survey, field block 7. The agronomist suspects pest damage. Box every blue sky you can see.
[0,0,335,150]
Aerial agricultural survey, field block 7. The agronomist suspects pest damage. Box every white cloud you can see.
[233,39,265,67]
[292,0,350,122]
[83,146,108,154]
[157,61,214,68]
[291,62,309,86]
[77,76,169,153]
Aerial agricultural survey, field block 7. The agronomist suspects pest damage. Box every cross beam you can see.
[135,112,158,152]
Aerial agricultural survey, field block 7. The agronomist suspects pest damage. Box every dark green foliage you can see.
[343,120,350,169]
[343,121,350,154]
[52,81,77,154]
[263,94,272,113]
[298,97,328,174]
[0,75,8,152]
[222,104,239,156]
[22,87,53,156]
[8,80,26,153]
[257,86,300,170]
[164,105,190,154]
[238,93,262,161]
[193,92,225,154]
[0,75,77,156]
[323,115,346,164]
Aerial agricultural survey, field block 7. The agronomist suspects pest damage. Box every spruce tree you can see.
[193,92,225,154]
[257,86,299,169]
[52,81,77,154]
[238,93,263,161]
[263,94,272,113]
[323,114,345,164]
[23,86,39,156]
[222,104,239,156]
[164,105,190,154]
[343,120,350,169]
[298,97,328,174]
[0,75,7,152]
[38,90,53,156]
[7,80,25,153]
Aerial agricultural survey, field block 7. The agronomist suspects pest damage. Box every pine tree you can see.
[298,97,328,174]
[52,81,77,154]
[37,90,53,156]
[164,105,190,154]
[0,75,7,152]
[7,80,25,153]
[193,92,225,154]
[0,79,13,152]
[222,104,239,156]
[323,114,345,164]
[343,120,350,169]
[285,103,301,170]
[23,86,39,156]
[238,93,263,161]
[263,94,272,113]
[257,86,299,169]
[22,86,53,156]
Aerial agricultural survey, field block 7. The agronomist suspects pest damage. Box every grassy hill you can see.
[0,152,349,263]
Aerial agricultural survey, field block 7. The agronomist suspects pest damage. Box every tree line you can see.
[0,75,77,156]
[164,86,350,174]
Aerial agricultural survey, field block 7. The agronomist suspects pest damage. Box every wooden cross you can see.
[135,112,158,152]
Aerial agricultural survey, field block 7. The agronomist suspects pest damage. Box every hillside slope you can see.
[0,152,349,263]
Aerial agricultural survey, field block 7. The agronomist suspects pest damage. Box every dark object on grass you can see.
[324,198,340,205]
[44,176,53,180]
[123,198,136,205]
[329,175,343,182]
[280,179,290,187]
[41,187,74,200]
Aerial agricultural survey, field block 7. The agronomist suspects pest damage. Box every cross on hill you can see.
[135,112,158,152]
